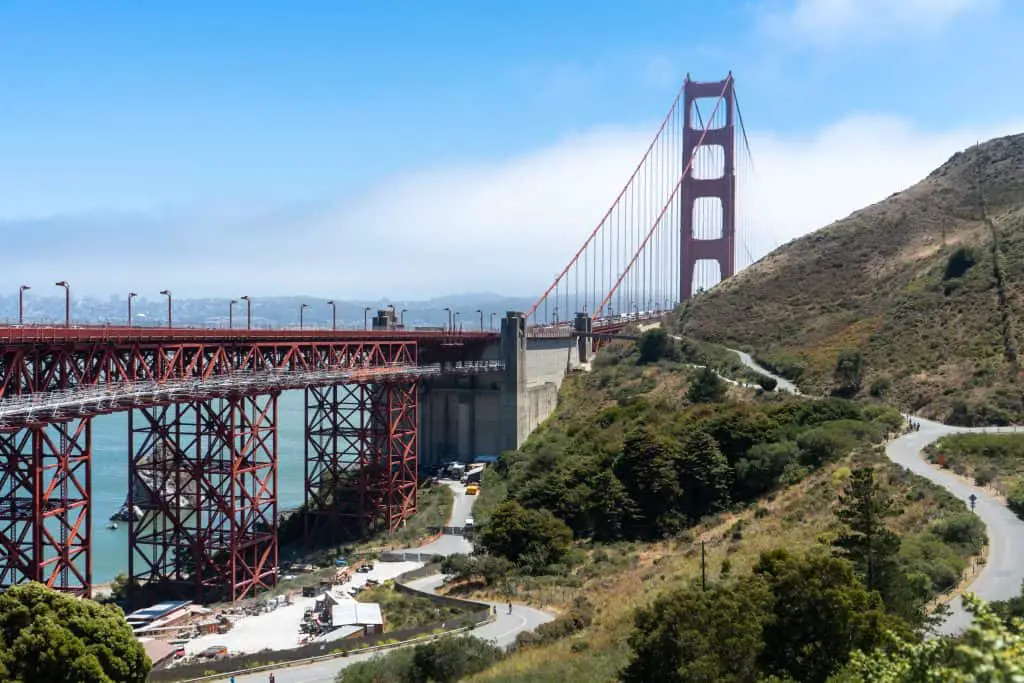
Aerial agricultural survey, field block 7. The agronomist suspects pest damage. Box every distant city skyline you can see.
[2,1,1022,298]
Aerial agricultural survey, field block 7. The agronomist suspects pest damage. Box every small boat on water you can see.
[107,522,118,530]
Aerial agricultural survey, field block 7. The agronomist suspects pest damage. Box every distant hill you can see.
[0,292,537,330]
[677,133,1024,425]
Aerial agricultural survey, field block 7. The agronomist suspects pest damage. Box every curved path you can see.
[216,482,553,683]
[729,349,1024,634]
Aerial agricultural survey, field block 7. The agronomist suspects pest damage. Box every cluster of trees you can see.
[623,548,903,683]
[622,466,989,682]
[492,395,901,549]
[336,635,503,683]
[0,583,151,682]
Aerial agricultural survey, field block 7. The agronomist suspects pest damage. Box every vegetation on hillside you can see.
[356,581,467,632]
[676,133,1024,425]
[476,330,903,552]
[0,582,151,683]
[925,432,1024,517]
[435,333,988,682]
[336,635,503,683]
[833,594,1024,681]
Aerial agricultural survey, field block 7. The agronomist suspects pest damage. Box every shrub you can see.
[758,375,778,392]
[974,466,997,487]
[1007,482,1024,519]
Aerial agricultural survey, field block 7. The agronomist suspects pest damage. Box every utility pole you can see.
[700,541,706,591]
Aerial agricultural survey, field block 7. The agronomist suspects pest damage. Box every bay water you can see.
[91,390,311,583]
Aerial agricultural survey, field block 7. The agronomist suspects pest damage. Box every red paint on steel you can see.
[0,418,91,597]
[593,77,730,319]
[127,393,279,605]
[303,379,418,545]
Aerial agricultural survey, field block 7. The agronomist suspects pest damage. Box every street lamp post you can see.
[327,300,337,331]
[299,303,309,330]
[18,285,30,325]
[363,306,371,330]
[229,299,237,329]
[240,295,252,330]
[159,290,173,327]
[55,281,70,327]
[454,311,461,332]
[490,312,496,331]
[476,309,483,331]
[443,307,451,333]
[400,308,407,327]
[128,292,137,327]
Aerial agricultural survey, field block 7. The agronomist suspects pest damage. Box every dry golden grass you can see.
[463,443,981,683]
[678,133,1024,424]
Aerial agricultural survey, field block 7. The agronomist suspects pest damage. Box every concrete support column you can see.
[499,311,527,452]
[574,312,593,364]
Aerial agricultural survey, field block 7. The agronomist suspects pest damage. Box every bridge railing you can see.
[0,360,506,427]
[0,324,498,344]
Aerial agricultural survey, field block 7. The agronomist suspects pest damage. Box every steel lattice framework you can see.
[0,418,91,596]
[304,379,417,544]
[0,335,423,599]
[0,333,419,400]
[127,395,278,604]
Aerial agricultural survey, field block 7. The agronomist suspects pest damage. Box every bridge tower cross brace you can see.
[680,74,736,301]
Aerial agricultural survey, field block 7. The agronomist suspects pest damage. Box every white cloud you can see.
[763,0,998,45]
[4,113,1022,301]
[739,114,1022,259]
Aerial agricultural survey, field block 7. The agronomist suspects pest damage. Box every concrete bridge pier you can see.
[574,312,593,364]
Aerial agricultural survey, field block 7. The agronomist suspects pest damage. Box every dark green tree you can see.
[622,578,774,683]
[832,467,923,623]
[613,429,685,536]
[0,582,151,683]
[478,500,573,570]
[676,430,732,522]
[754,549,902,683]
[688,366,727,404]
[758,375,778,391]
[637,328,671,364]
[408,635,504,682]
[833,350,864,397]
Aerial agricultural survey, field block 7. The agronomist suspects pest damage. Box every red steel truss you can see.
[0,336,419,400]
[0,418,91,596]
[304,379,418,543]
[128,394,278,604]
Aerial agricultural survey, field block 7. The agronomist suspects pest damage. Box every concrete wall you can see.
[418,372,503,470]
[418,313,585,469]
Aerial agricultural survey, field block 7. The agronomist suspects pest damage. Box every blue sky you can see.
[1,0,1022,298]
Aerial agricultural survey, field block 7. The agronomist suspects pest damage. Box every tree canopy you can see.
[0,582,150,683]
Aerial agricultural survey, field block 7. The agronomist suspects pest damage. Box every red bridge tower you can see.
[680,73,735,300]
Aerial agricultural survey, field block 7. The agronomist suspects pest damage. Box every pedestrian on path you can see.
[269,673,275,683]
[507,601,512,615]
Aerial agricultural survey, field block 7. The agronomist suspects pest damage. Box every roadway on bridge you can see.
[731,350,1024,634]
[217,481,553,683]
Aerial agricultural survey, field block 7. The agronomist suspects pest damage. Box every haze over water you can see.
[92,390,311,583]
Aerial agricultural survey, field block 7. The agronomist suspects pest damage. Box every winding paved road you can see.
[214,481,553,683]
[730,349,1024,634]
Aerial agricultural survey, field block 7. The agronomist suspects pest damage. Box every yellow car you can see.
[465,484,480,495]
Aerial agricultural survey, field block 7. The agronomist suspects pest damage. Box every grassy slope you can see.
[357,581,466,632]
[466,447,980,683]
[925,432,1024,496]
[462,339,983,683]
[676,133,1024,424]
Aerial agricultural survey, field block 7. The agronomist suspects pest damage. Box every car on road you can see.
[466,484,480,495]
[464,517,474,530]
